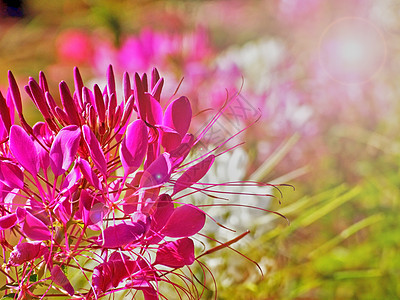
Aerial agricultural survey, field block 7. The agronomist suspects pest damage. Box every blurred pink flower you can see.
[56,29,94,65]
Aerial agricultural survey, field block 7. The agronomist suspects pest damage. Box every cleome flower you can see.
[0,65,279,299]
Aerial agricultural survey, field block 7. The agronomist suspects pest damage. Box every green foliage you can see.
[1,294,17,299]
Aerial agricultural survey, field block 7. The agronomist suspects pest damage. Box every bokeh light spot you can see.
[319,17,386,84]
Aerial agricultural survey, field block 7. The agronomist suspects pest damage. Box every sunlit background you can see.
[1,0,400,299]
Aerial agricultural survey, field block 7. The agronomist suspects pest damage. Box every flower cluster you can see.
[0,65,271,299]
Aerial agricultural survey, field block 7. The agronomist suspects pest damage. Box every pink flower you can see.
[56,29,94,65]
[0,65,277,299]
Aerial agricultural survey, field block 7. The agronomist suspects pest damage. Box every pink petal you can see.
[92,262,113,292]
[172,155,215,195]
[169,134,194,169]
[8,242,48,266]
[107,65,116,97]
[16,207,51,241]
[9,125,39,176]
[82,86,93,107]
[45,91,59,117]
[0,117,6,142]
[60,163,81,192]
[141,73,148,92]
[151,194,174,232]
[145,93,163,125]
[59,81,80,126]
[7,71,22,116]
[6,86,15,126]
[53,197,73,226]
[155,238,195,268]
[39,71,49,93]
[139,153,171,189]
[120,95,135,128]
[150,68,160,91]
[0,213,17,230]
[93,84,106,123]
[122,174,142,214]
[134,73,148,120]
[79,189,105,227]
[0,183,18,207]
[50,125,81,177]
[73,67,84,109]
[32,122,51,171]
[99,222,145,248]
[123,71,132,102]
[160,127,182,153]
[26,199,50,226]
[0,90,12,134]
[55,107,69,125]
[126,280,158,300]
[161,204,205,238]
[93,256,137,292]
[51,265,74,296]
[34,139,50,171]
[163,96,192,137]
[77,158,101,190]
[28,79,51,120]
[110,259,137,287]
[0,161,24,189]
[107,93,117,126]
[82,125,107,177]
[119,119,148,176]
[151,77,164,102]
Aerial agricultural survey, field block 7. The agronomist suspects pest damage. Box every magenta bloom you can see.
[0,65,275,299]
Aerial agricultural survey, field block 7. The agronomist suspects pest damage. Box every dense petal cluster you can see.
[0,65,256,299]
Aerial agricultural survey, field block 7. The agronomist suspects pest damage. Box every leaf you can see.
[0,283,19,291]
[9,125,39,176]
[29,274,38,282]
[2,293,17,299]
[50,125,81,177]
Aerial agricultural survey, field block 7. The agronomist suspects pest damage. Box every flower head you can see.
[0,65,277,299]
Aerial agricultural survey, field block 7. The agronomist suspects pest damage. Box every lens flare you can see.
[319,17,386,84]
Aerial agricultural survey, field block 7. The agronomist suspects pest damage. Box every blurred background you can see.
[1,0,400,299]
